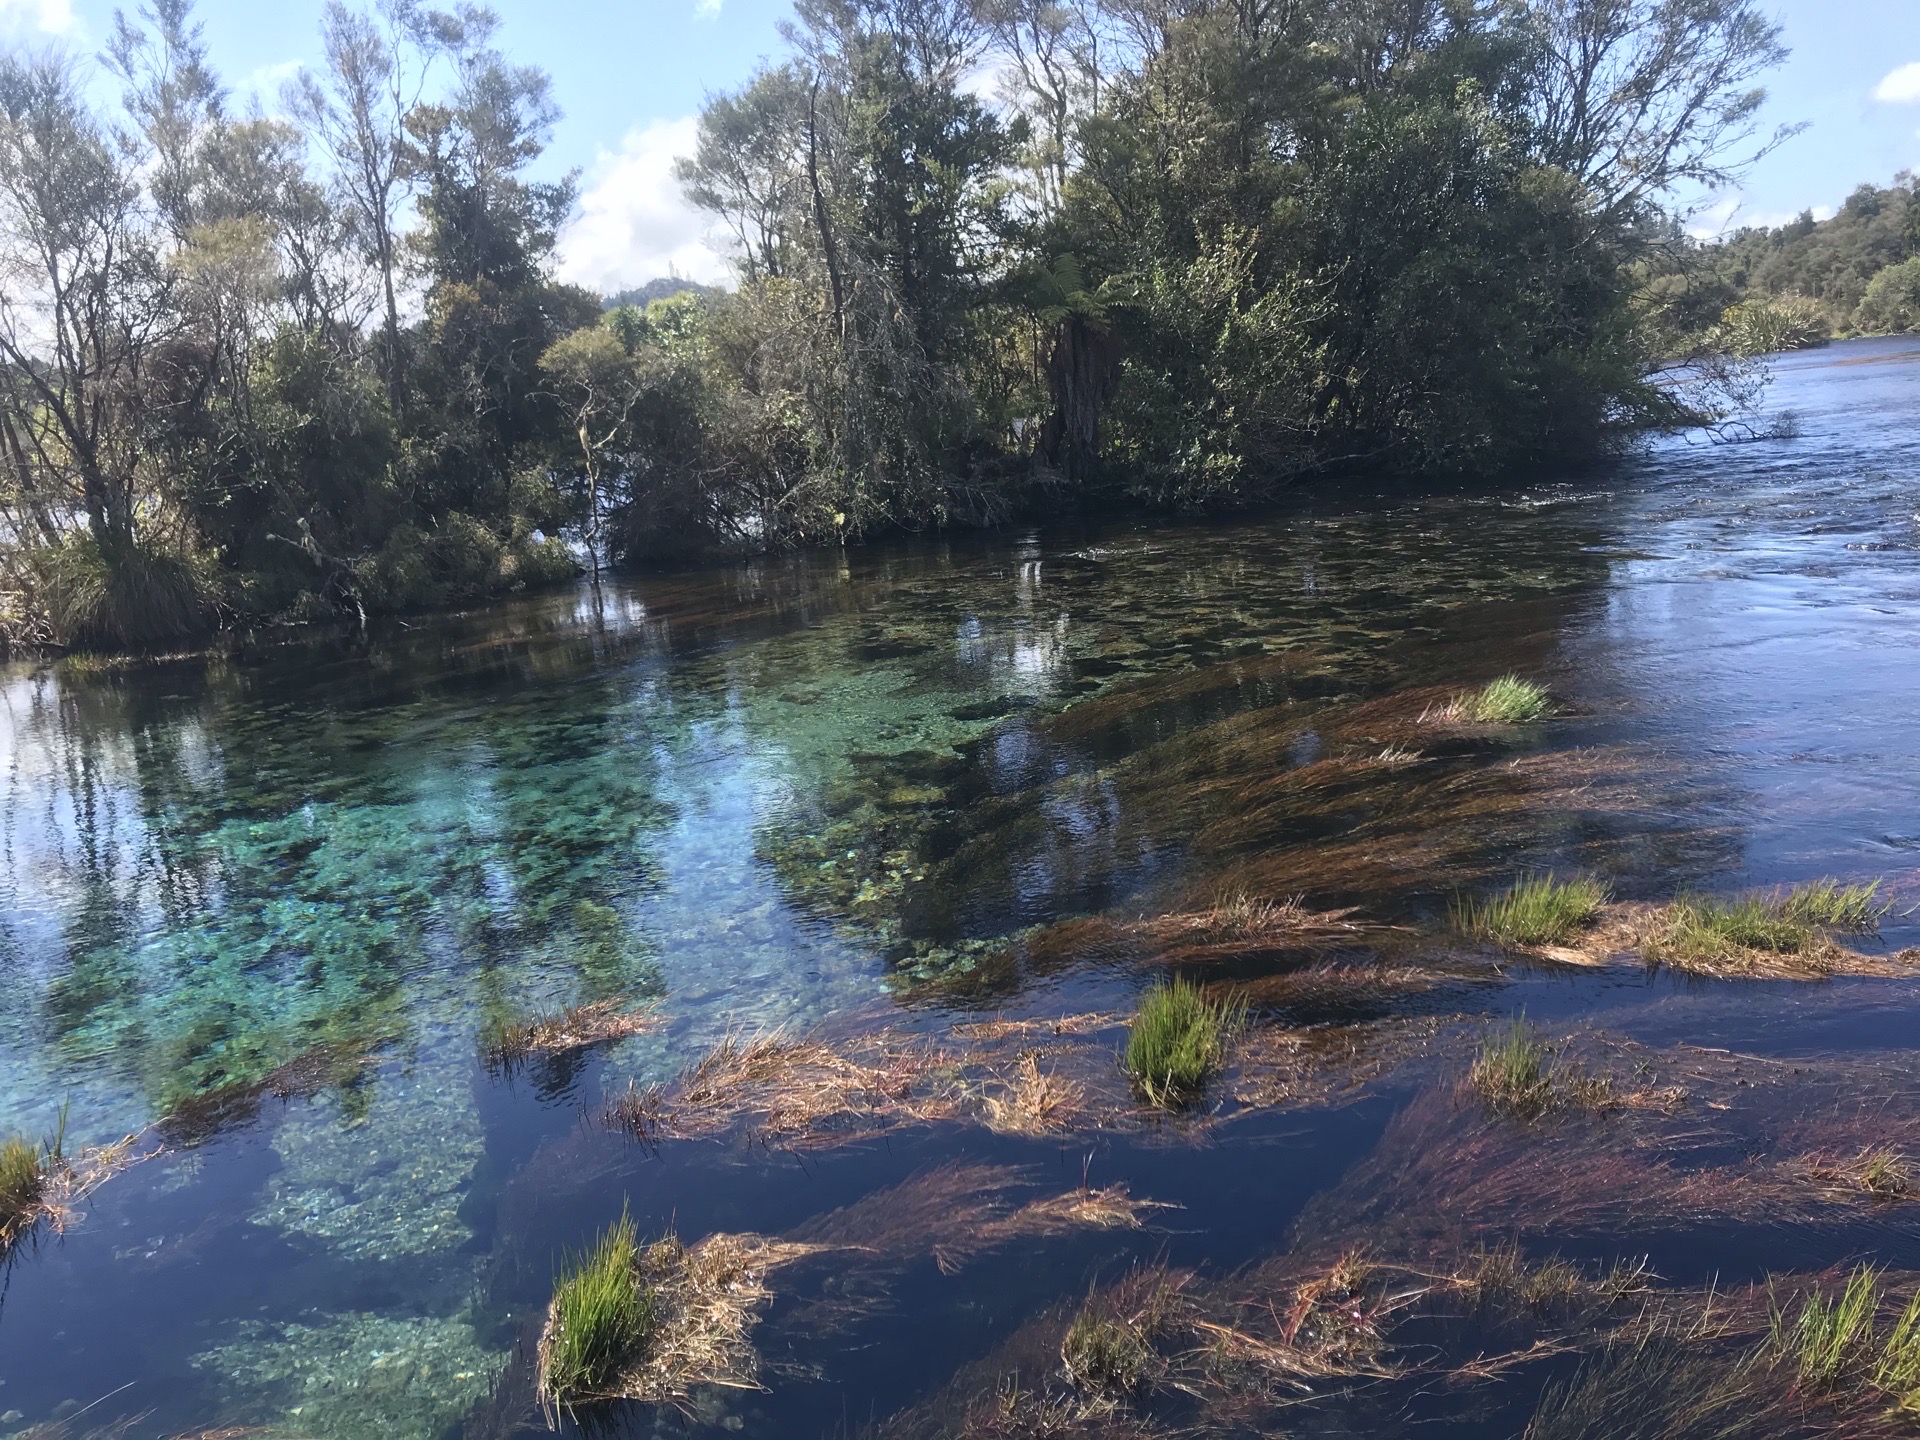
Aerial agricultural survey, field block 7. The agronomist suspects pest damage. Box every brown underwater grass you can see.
[605,1027,966,1149]
[981,1051,1085,1137]
[158,1039,379,1146]
[480,997,662,1074]
[603,1008,1425,1156]
[534,1161,1184,1416]
[867,1240,1684,1440]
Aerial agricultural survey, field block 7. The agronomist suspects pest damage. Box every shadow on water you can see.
[2,340,1920,1437]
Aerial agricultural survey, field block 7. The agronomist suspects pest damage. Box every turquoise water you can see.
[1,338,1919,1437]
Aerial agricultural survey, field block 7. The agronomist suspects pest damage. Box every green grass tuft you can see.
[1469,1017,1558,1119]
[1774,1264,1881,1388]
[0,1135,44,1224]
[1859,1147,1913,1200]
[1659,893,1814,962]
[1463,674,1551,724]
[1878,1289,1920,1408]
[1778,878,1888,933]
[1122,978,1239,1108]
[540,1210,654,1406]
[1655,879,1890,967]
[1061,1306,1150,1398]
[1454,873,1610,946]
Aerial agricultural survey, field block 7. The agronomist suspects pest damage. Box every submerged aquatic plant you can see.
[1463,674,1552,724]
[539,1210,654,1408]
[1123,979,1240,1108]
[478,997,661,1074]
[1454,873,1610,946]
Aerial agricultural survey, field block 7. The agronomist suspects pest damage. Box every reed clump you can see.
[1861,1148,1914,1200]
[1468,674,1552,723]
[1122,978,1241,1108]
[539,1211,654,1408]
[537,1215,821,1413]
[1649,879,1887,971]
[1469,1019,1557,1119]
[1426,673,1552,725]
[1778,878,1888,932]
[1772,1265,1882,1389]
[0,1135,46,1237]
[1061,1304,1151,1402]
[1467,1018,1619,1121]
[1763,1268,1920,1413]
[1876,1290,1920,1410]
[1454,873,1610,946]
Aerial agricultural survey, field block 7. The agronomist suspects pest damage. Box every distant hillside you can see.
[602,278,723,310]
[1694,179,1920,338]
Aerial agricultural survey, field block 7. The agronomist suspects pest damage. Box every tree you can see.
[539,322,646,574]
[0,52,196,640]
[1521,0,1794,229]
[288,0,452,411]
[675,65,809,281]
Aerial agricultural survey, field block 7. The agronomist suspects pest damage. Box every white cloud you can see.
[0,0,75,35]
[694,0,722,17]
[555,117,731,296]
[1875,62,1920,104]
[244,59,305,115]
[1687,195,1835,240]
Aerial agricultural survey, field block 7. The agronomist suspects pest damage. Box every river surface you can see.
[1,337,1919,1438]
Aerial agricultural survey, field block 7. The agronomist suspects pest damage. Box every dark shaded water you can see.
[2,338,1920,1438]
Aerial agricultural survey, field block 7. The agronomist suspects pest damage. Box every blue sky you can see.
[4,0,1918,291]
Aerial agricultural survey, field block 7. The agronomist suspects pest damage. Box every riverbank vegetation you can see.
[1665,177,1920,350]
[0,0,1795,651]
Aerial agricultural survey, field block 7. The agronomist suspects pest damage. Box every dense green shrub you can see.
[1855,257,1920,334]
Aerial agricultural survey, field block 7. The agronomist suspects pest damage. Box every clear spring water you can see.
[0,337,1918,1437]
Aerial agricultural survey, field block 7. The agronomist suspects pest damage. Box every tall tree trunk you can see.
[1039,315,1120,482]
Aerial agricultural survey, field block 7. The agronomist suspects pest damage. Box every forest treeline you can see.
[1659,177,1920,352]
[0,0,1791,650]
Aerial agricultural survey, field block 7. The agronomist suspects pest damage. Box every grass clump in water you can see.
[1061,1304,1151,1401]
[1859,1148,1912,1200]
[1463,674,1552,724]
[1778,878,1888,933]
[1122,978,1239,1108]
[1454,873,1610,946]
[0,1135,45,1233]
[539,1210,655,1409]
[1877,1289,1920,1408]
[1653,879,1888,969]
[1773,1264,1881,1389]
[1664,893,1812,957]
[1469,1017,1558,1119]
